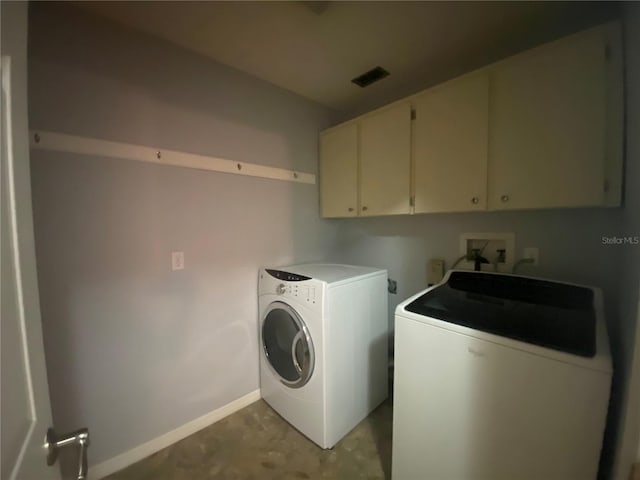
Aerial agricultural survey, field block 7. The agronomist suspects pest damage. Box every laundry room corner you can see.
[10,1,640,479]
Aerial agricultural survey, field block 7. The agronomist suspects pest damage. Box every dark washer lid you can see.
[405,271,596,357]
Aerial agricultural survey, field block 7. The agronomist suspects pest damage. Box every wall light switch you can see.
[171,251,185,271]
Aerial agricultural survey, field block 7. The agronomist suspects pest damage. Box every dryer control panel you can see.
[260,268,321,307]
[279,283,317,305]
[266,269,311,282]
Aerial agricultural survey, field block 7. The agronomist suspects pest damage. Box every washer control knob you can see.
[276,283,286,295]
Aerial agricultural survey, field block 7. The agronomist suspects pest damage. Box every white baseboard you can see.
[89,389,261,480]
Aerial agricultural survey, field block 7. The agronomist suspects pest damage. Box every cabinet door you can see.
[488,28,607,210]
[319,123,358,218]
[360,102,411,216]
[413,72,489,213]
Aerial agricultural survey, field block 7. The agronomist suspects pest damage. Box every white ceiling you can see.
[74,1,619,114]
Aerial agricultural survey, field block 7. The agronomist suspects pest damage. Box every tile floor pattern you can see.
[104,399,392,480]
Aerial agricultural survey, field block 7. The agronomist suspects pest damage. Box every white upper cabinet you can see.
[319,123,358,218]
[488,25,616,210]
[318,22,622,218]
[359,102,412,216]
[413,71,489,213]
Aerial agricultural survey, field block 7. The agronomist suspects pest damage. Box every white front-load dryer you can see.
[258,264,388,449]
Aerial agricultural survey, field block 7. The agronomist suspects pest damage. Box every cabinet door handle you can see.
[501,195,510,203]
[362,206,368,211]
[471,197,480,204]
[348,207,354,212]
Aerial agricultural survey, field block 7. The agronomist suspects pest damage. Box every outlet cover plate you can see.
[523,247,539,266]
[428,259,445,285]
[171,251,185,271]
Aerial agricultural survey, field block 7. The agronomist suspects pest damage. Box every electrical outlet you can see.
[523,247,539,266]
[428,259,445,285]
[388,279,398,294]
[171,251,185,271]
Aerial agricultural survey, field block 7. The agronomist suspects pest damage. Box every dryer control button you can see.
[276,283,286,295]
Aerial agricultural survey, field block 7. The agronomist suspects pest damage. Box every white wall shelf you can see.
[29,130,316,185]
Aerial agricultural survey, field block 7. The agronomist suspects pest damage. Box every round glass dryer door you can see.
[262,301,314,388]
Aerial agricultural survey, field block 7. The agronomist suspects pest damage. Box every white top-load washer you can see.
[258,263,388,449]
[392,270,612,480]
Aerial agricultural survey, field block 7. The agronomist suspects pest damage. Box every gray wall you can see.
[612,4,640,477]
[28,3,339,467]
[331,209,623,335]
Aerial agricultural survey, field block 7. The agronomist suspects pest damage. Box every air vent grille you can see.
[351,66,390,88]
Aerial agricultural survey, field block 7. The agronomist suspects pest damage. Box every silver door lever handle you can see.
[45,427,90,480]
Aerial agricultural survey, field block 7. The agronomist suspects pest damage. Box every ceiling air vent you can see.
[351,66,390,88]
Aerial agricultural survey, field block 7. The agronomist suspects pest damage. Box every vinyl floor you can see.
[103,399,392,480]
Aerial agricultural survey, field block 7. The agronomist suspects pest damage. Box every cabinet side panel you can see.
[603,22,623,207]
